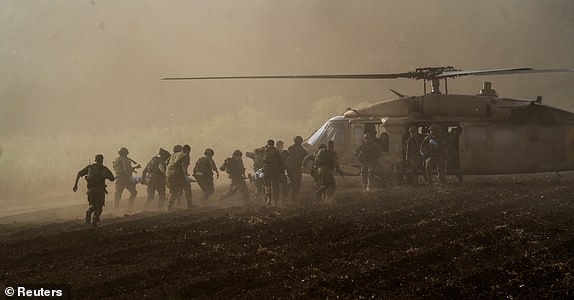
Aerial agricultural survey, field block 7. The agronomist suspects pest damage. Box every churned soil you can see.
[1,174,573,299]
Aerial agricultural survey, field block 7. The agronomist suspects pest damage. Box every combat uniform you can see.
[113,154,138,209]
[220,154,251,203]
[286,142,308,200]
[77,163,114,226]
[405,130,425,184]
[263,145,284,205]
[247,147,266,200]
[355,139,383,192]
[193,154,218,203]
[142,152,169,209]
[314,145,341,201]
[166,151,191,209]
[420,126,447,185]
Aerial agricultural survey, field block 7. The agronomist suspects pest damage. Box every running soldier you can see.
[420,124,448,185]
[193,148,219,204]
[113,147,139,210]
[405,126,425,185]
[166,144,192,210]
[314,141,342,202]
[355,134,382,192]
[73,154,115,227]
[263,139,284,205]
[286,136,308,201]
[141,148,170,209]
[219,150,251,204]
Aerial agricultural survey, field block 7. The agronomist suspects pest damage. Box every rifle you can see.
[127,157,142,173]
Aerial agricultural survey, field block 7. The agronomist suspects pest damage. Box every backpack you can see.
[86,164,105,187]
[193,156,213,176]
[314,149,331,167]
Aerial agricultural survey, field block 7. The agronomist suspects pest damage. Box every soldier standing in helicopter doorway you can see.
[286,136,308,201]
[405,126,425,185]
[355,133,383,192]
[73,154,115,227]
[193,148,219,204]
[113,147,139,210]
[420,124,448,185]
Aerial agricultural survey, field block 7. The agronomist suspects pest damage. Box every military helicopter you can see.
[162,66,574,182]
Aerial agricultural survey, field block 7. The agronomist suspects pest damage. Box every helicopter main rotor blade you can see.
[161,72,413,81]
[438,67,574,78]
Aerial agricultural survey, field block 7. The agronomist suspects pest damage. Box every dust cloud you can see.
[0,0,573,212]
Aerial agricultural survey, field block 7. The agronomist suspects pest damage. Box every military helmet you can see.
[294,136,303,144]
[173,145,183,153]
[118,147,129,155]
[204,148,215,156]
[182,144,191,153]
[233,150,243,157]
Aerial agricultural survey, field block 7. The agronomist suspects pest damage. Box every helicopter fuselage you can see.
[303,93,574,178]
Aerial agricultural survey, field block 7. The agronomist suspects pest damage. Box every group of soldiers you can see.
[73,136,311,227]
[352,123,461,193]
[246,136,310,205]
[406,123,462,185]
[73,125,460,227]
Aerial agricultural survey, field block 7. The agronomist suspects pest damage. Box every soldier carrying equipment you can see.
[73,154,115,227]
[113,147,138,210]
[219,150,251,203]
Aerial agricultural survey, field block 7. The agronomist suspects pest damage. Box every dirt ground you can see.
[1,173,573,299]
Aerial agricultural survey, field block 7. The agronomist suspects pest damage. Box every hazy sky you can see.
[1,0,573,137]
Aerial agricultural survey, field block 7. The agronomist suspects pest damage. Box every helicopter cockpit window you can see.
[465,126,487,151]
[325,123,346,148]
[306,121,330,146]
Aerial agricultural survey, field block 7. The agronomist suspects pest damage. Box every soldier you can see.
[166,144,191,210]
[286,135,308,201]
[276,140,290,201]
[73,154,115,227]
[405,126,425,185]
[246,146,266,201]
[355,133,383,192]
[420,124,447,185]
[314,141,342,202]
[262,139,284,205]
[141,148,170,209]
[112,147,139,210]
[219,150,251,204]
[302,143,327,185]
[193,148,219,204]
